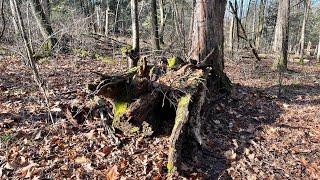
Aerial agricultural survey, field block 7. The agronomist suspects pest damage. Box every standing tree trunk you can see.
[29,0,57,51]
[113,0,120,33]
[317,34,320,62]
[0,0,5,39]
[273,0,290,70]
[299,0,311,63]
[228,13,235,53]
[255,0,265,49]
[41,0,50,19]
[151,0,160,51]
[251,1,257,41]
[172,0,183,39]
[104,0,109,37]
[129,0,139,68]
[9,0,19,35]
[95,0,102,33]
[159,0,165,45]
[187,0,195,43]
[189,0,226,70]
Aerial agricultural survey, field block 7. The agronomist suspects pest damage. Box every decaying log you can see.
[167,94,192,173]
[87,60,222,173]
[125,92,160,123]
[167,69,208,173]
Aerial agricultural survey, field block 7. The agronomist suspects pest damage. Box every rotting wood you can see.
[86,58,218,172]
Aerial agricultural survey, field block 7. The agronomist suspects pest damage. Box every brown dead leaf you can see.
[244,148,250,156]
[17,163,39,178]
[75,156,89,164]
[34,130,42,140]
[4,162,14,170]
[85,129,97,139]
[105,165,119,180]
[120,160,128,170]
[225,150,237,161]
[102,146,112,156]
[247,153,255,161]
[65,108,79,127]
[143,160,153,175]
[300,157,308,166]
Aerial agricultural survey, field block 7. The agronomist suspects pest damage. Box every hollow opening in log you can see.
[127,93,177,136]
[150,95,176,136]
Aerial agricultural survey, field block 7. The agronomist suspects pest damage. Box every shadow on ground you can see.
[179,81,320,179]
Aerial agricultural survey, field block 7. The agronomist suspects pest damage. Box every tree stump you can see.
[87,61,229,173]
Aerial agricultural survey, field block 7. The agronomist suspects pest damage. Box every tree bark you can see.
[29,0,57,51]
[129,0,139,68]
[189,0,226,71]
[151,0,160,51]
[114,0,120,33]
[273,0,290,70]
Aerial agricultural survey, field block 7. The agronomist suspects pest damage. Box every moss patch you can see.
[173,94,191,127]
[167,57,177,68]
[113,101,128,126]
[167,161,175,173]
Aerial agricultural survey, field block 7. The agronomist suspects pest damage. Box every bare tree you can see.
[9,0,19,34]
[317,34,320,62]
[129,0,139,68]
[29,0,57,51]
[0,0,5,39]
[228,14,235,54]
[151,0,160,51]
[273,0,290,70]
[159,0,166,45]
[95,0,102,33]
[105,0,109,37]
[12,0,54,123]
[255,0,266,49]
[299,0,311,63]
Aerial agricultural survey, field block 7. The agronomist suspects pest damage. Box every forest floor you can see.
[0,53,319,179]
